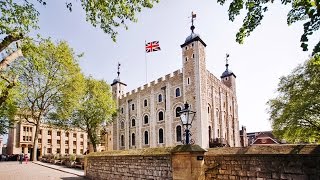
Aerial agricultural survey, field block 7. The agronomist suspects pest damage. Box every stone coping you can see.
[171,144,207,153]
[206,144,320,155]
[87,147,175,157]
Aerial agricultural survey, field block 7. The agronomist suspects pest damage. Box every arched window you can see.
[120,121,124,129]
[159,129,164,143]
[158,111,164,121]
[175,107,182,117]
[209,126,212,140]
[120,135,124,146]
[144,115,149,124]
[176,126,182,142]
[175,88,180,97]
[131,119,135,127]
[158,94,162,102]
[144,131,149,145]
[144,99,148,107]
[132,133,135,146]
[121,107,123,114]
[132,104,135,110]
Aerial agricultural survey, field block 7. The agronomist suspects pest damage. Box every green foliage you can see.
[10,38,85,160]
[71,77,116,152]
[0,0,39,36]
[267,54,320,143]
[219,0,320,55]
[78,0,159,41]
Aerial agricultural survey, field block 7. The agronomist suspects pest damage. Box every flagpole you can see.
[145,40,147,83]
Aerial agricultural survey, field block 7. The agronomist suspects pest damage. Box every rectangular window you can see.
[30,127,32,132]
[47,139,52,144]
[57,140,61,144]
[57,148,60,154]
[80,149,83,154]
[73,149,76,154]
[23,136,26,141]
[65,140,69,145]
[39,130,42,135]
[38,139,42,143]
[48,130,52,135]
[57,131,61,136]
[47,148,52,154]
[26,127,29,132]
[73,141,76,145]
[73,133,76,138]
[29,136,32,141]
[80,141,83,145]
[23,127,26,132]
[65,132,69,137]
[80,134,84,138]
[65,149,69,154]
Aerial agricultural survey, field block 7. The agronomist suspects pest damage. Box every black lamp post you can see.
[179,102,196,144]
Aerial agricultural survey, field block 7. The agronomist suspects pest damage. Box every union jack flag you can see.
[145,41,161,53]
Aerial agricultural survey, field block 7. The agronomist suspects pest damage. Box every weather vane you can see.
[117,62,121,78]
[226,53,230,69]
[190,12,196,33]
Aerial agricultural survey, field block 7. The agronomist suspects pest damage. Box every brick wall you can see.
[204,145,320,180]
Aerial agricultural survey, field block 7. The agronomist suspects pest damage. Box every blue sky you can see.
[13,0,319,136]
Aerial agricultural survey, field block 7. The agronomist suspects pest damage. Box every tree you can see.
[267,54,320,143]
[69,77,116,152]
[218,0,320,55]
[2,0,158,42]
[11,38,85,161]
[0,0,39,53]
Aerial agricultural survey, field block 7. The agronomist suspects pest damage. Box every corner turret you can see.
[221,54,236,92]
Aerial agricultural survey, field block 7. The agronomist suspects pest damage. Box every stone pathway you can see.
[0,161,87,180]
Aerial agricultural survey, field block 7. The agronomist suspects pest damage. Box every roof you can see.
[180,33,207,48]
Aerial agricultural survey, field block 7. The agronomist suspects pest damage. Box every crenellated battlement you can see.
[119,69,183,100]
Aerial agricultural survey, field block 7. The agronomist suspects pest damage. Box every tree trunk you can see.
[32,122,40,161]
[0,49,23,71]
[0,34,23,53]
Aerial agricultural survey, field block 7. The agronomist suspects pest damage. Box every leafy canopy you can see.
[267,54,320,143]
[11,38,85,160]
[70,77,116,152]
[219,0,320,55]
[0,0,39,36]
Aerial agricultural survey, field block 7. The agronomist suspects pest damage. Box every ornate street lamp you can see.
[178,102,196,144]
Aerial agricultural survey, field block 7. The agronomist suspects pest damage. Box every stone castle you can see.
[111,21,240,149]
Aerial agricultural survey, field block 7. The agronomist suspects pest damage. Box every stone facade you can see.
[7,119,88,156]
[112,28,240,149]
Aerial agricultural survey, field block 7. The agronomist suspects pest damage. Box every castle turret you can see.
[111,63,127,100]
[221,54,236,93]
[181,12,209,148]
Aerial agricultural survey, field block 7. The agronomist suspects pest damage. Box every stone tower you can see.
[180,13,209,148]
[221,55,236,93]
[111,63,126,149]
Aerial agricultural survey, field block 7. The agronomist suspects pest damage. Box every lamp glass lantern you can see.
[179,102,196,144]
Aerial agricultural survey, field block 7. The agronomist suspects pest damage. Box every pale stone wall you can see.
[112,36,240,150]
[7,120,88,156]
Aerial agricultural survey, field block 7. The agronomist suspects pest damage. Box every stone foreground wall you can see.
[85,147,174,180]
[86,155,172,180]
[204,145,320,180]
